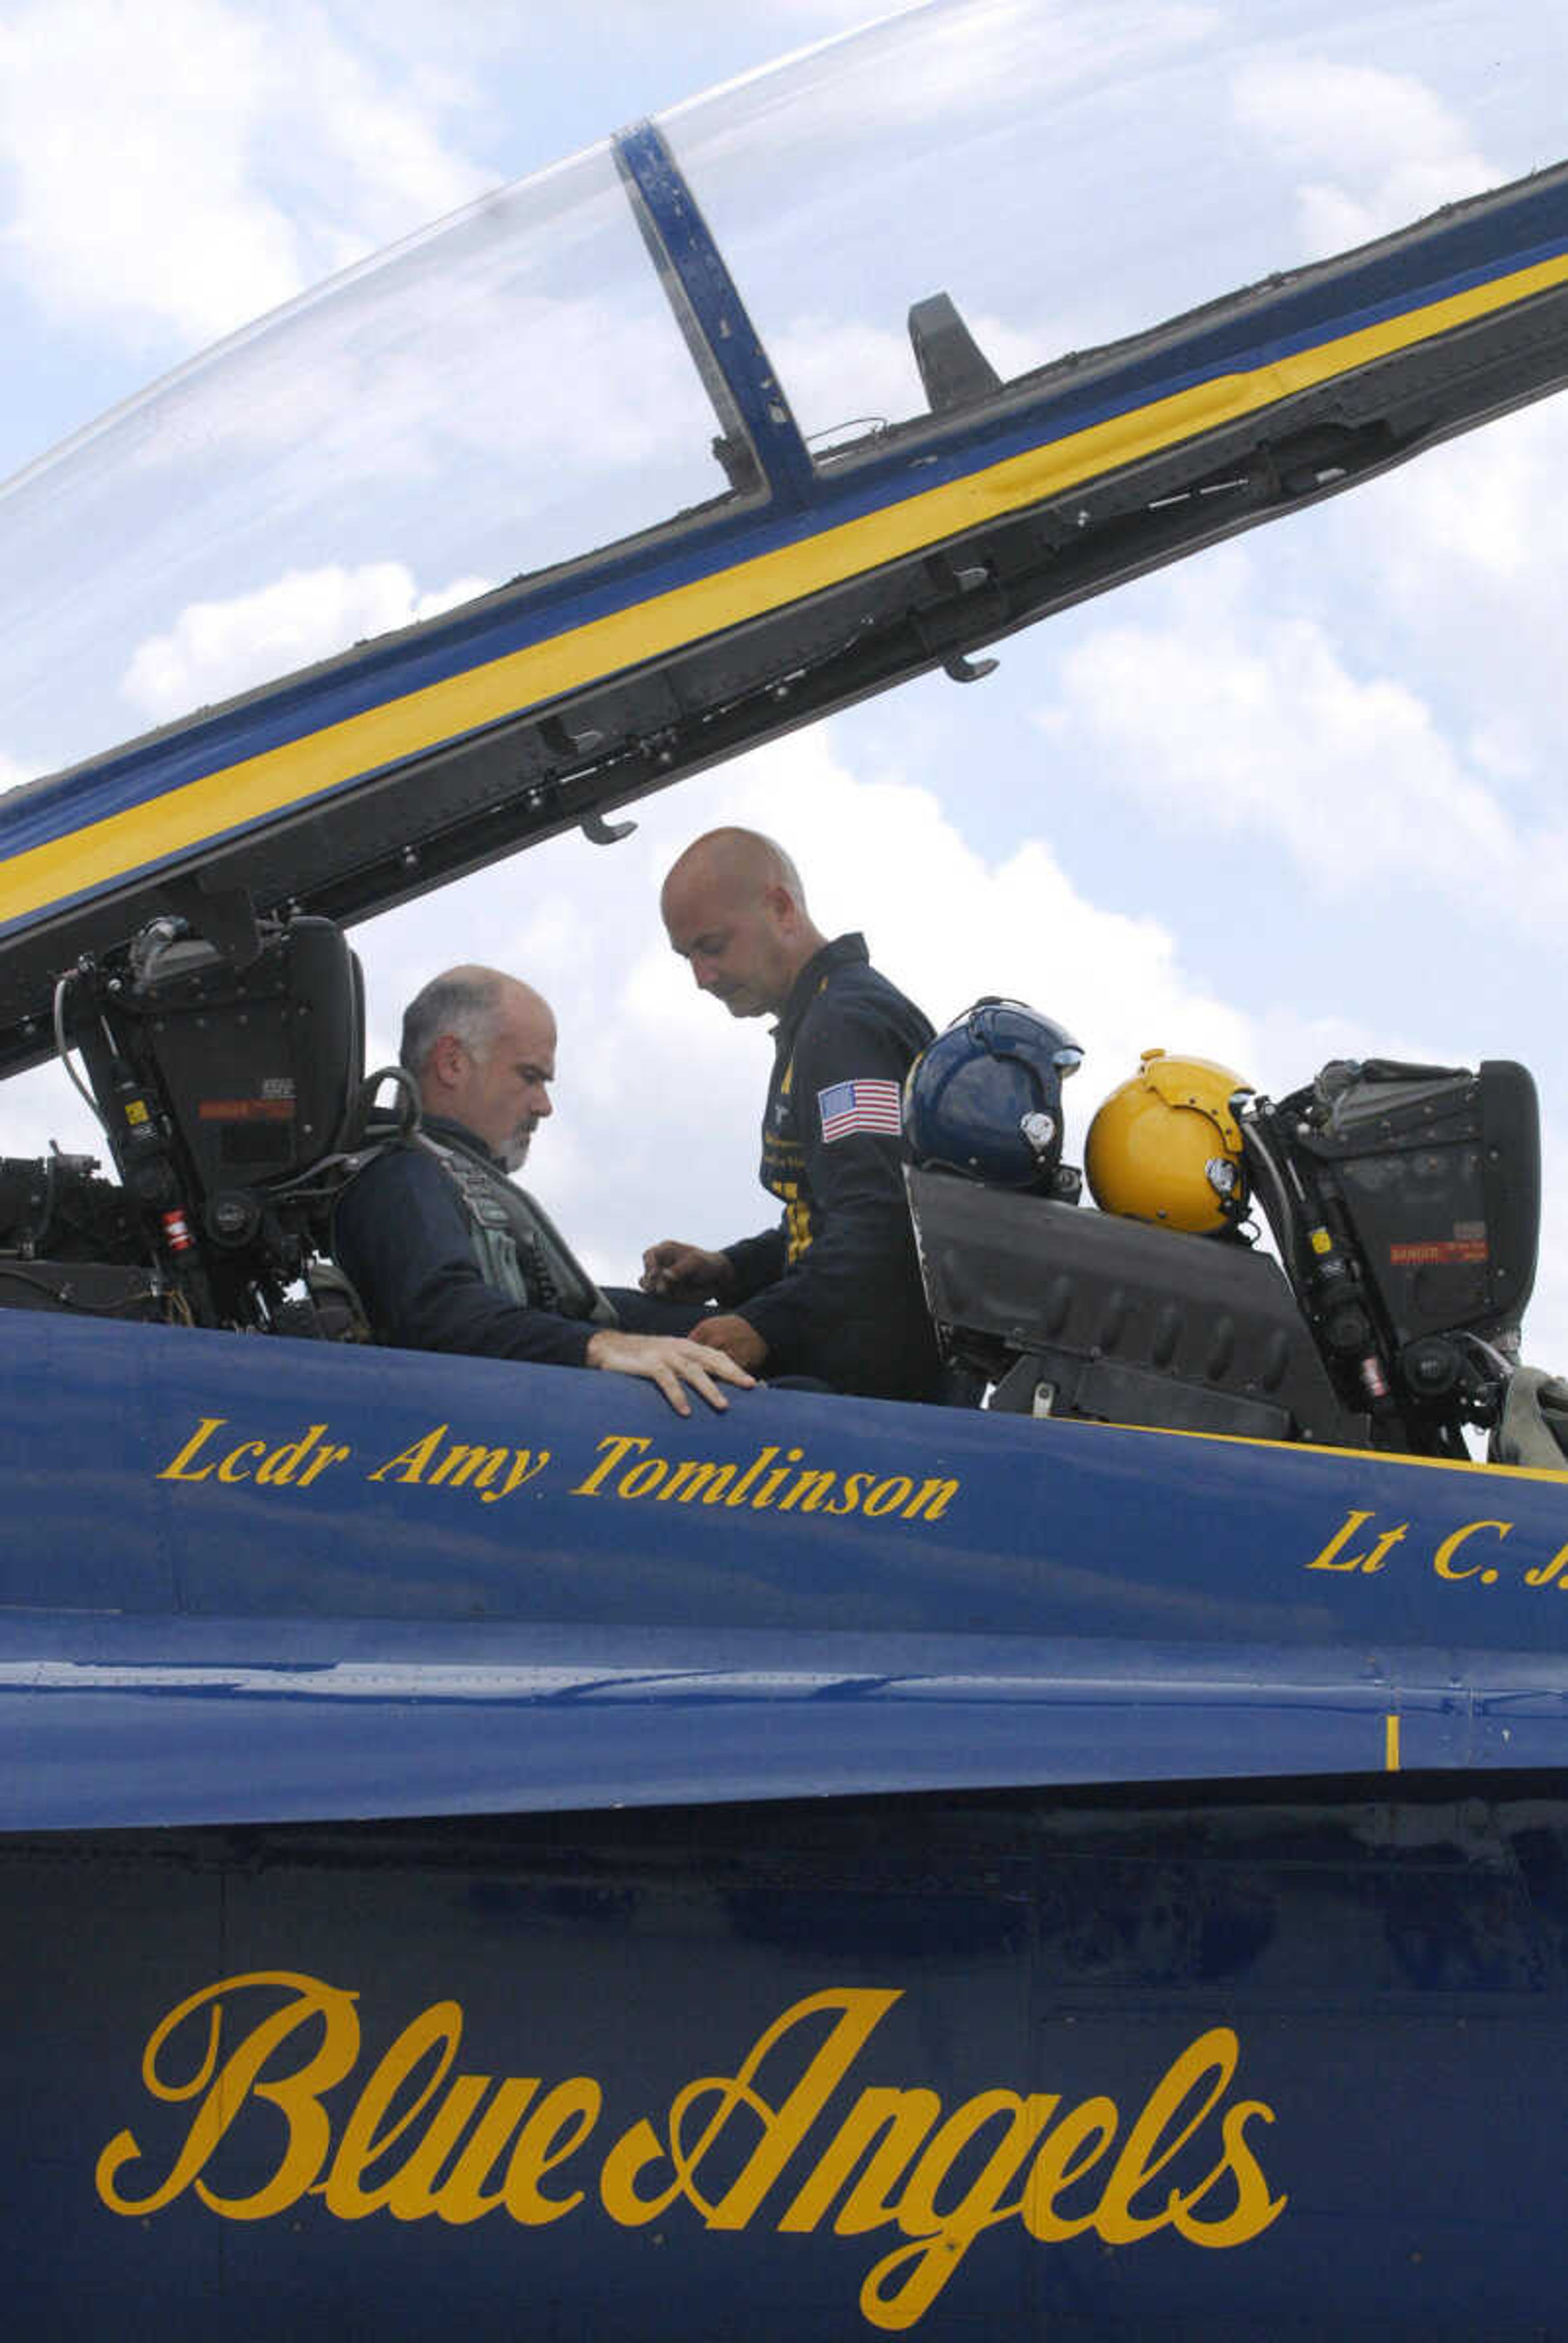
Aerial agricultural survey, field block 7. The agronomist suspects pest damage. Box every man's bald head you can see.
[661,828,825,1019]
[401,965,556,1170]
[661,828,804,915]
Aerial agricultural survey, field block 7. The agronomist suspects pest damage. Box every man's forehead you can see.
[666,865,760,929]
[494,985,555,1057]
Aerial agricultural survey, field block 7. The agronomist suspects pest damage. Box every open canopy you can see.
[2,0,1568,1073]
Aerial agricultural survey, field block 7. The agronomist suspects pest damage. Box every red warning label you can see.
[1389,1238,1488,1266]
[196,1099,296,1122]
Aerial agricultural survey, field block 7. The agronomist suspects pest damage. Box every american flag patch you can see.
[817,1078,904,1143]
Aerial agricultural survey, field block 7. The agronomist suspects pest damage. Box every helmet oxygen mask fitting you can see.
[1084,1047,1254,1234]
[903,998,1085,1196]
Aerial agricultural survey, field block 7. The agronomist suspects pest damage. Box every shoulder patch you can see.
[817,1078,903,1143]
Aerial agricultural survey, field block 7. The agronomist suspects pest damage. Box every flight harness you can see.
[414,1129,617,1327]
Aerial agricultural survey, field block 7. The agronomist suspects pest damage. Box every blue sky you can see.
[2,0,1566,1369]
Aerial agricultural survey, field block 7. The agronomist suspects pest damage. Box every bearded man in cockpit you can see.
[334,965,751,1419]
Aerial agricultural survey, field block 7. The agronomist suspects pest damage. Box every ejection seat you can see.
[0,910,411,1334]
[907,1165,1369,1446]
[97,915,365,1189]
[905,1014,1540,1458]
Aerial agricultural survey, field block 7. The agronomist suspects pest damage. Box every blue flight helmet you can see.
[904,998,1085,1190]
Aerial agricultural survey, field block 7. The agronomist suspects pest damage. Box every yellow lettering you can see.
[751,1449,805,1508]
[1306,1509,1375,1569]
[599,1989,900,2229]
[1095,2029,1240,2246]
[825,1472,871,1518]
[1525,1541,1568,1588]
[657,1460,735,1504]
[482,1450,551,1506]
[1021,2096,1118,2241]
[323,2036,598,2230]
[776,1469,835,1513]
[368,1425,448,1485]
[96,1976,1287,2325]
[429,2078,539,2224]
[619,1459,668,1500]
[1306,1510,1406,1572]
[1359,1523,1409,1574]
[572,1434,650,1497]
[298,1443,353,1488]
[216,1440,266,1484]
[501,2079,602,2224]
[863,1477,915,1519]
[1168,2100,1287,2248]
[96,1971,360,2219]
[904,1478,959,1523]
[156,1417,228,1483]
[858,2091,1062,2330]
[724,1447,780,1508]
[321,2001,463,2219]
[779,2088,940,2234]
[430,1444,509,1492]
[256,1425,331,1486]
[1434,1519,1512,1581]
[382,2078,494,2223]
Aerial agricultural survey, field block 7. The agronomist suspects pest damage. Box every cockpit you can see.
[0,1,1563,1467]
[0,899,1542,1472]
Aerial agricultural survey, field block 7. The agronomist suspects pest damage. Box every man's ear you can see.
[429,1031,468,1093]
[764,882,798,931]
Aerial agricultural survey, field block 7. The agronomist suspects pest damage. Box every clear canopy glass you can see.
[0,143,741,782]
[664,0,1568,455]
[1,0,1564,785]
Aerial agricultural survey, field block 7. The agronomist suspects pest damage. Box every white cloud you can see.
[16,706,1563,1375]
[1352,393,1568,626]
[0,1063,102,1166]
[357,723,1257,1285]
[269,10,493,239]
[1330,401,1568,859]
[0,0,951,372]
[307,719,1568,1373]
[751,0,921,18]
[1231,60,1498,254]
[774,305,1051,443]
[1031,544,1567,920]
[205,273,720,492]
[681,0,1218,145]
[119,563,491,726]
[0,0,490,349]
[1528,1122,1568,1372]
[771,317,926,443]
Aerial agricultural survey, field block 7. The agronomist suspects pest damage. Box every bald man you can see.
[334,966,751,1417]
[643,830,942,1403]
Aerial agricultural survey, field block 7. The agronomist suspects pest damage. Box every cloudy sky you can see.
[3,0,1567,1372]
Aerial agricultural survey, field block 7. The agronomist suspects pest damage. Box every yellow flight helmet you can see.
[1085,1048,1254,1232]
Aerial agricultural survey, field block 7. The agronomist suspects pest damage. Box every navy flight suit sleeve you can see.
[731,1002,929,1385]
[333,1145,596,1369]
[722,1223,787,1301]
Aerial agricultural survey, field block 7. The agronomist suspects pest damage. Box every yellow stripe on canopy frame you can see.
[6,241,1568,931]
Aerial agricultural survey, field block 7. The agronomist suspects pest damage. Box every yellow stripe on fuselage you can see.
[7,244,1568,927]
[1043,1412,1568,1486]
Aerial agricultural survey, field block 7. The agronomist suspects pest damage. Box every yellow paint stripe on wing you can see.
[1047,1413,1568,1486]
[7,243,1568,927]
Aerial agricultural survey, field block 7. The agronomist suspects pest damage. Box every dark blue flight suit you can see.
[722,933,941,1403]
[334,1114,689,1366]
